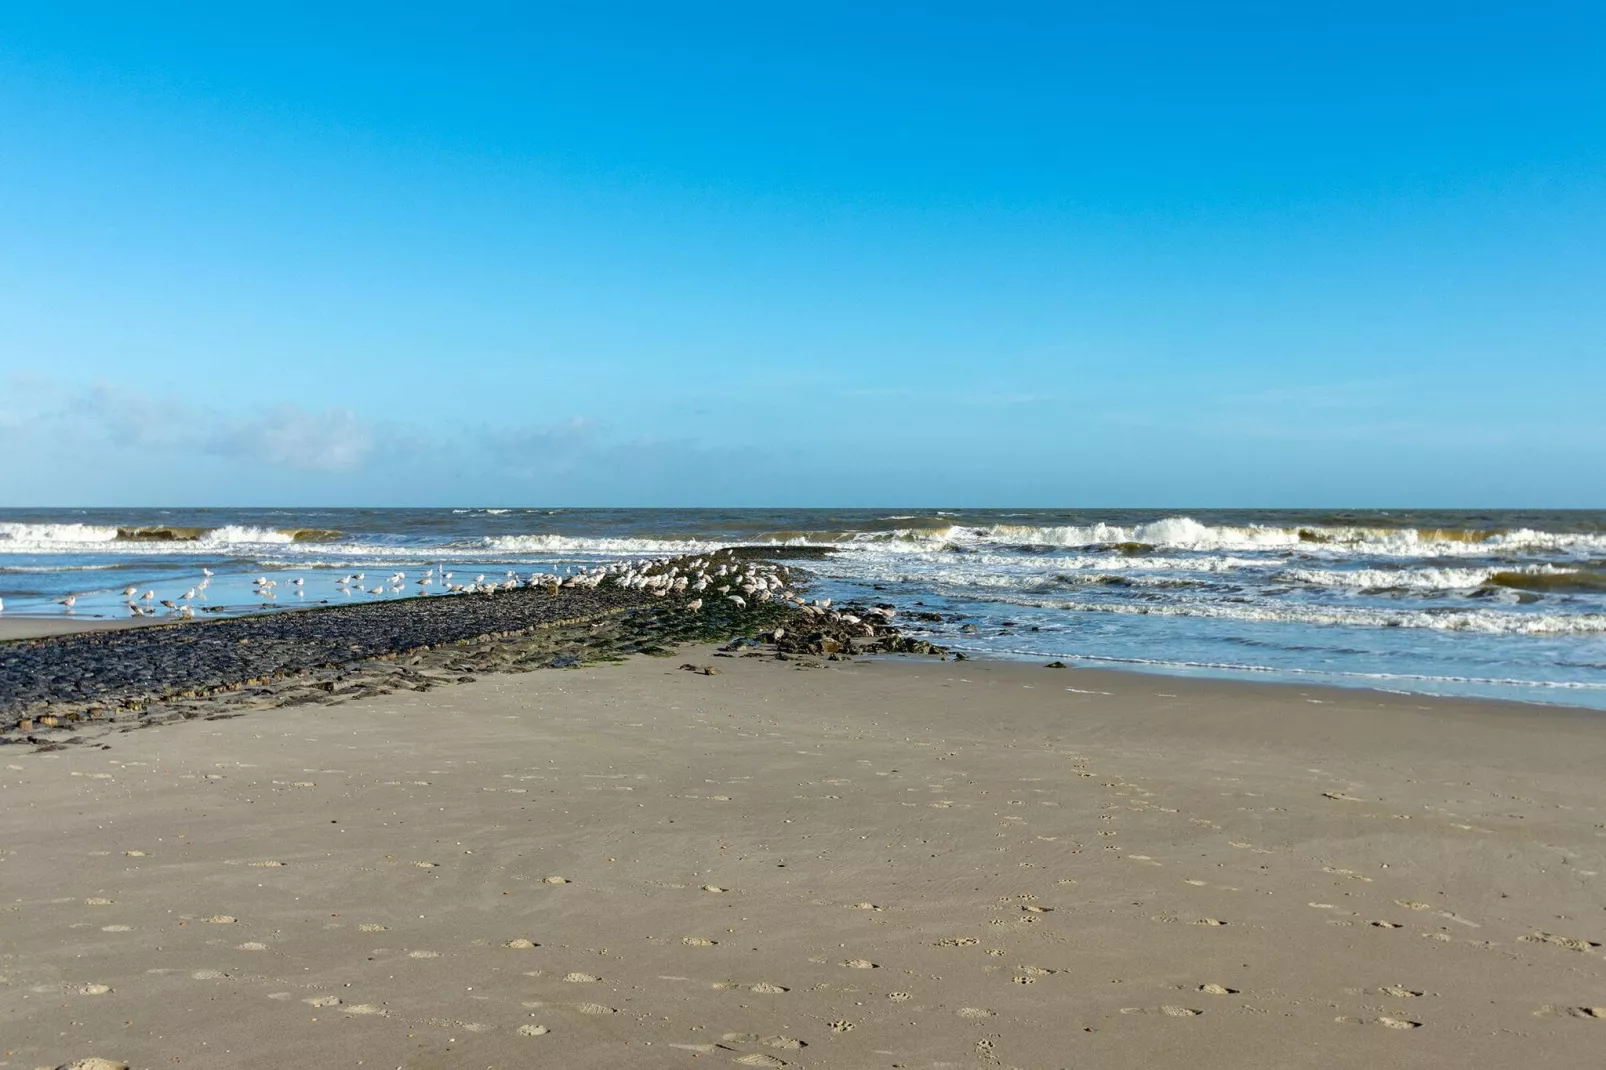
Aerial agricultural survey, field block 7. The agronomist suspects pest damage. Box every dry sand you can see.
[2,651,1604,1069]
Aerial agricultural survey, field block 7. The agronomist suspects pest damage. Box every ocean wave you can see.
[958,518,1606,556]
[707,516,1606,558]
[474,534,719,555]
[1275,564,1578,591]
[0,522,340,552]
[0,522,122,544]
[983,597,1606,635]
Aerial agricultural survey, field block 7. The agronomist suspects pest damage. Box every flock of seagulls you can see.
[25,553,855,624]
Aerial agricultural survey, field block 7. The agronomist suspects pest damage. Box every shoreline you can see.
[0,616,168,641]
[6,588,1602,746]
[4,644,1603,1068]
[0,552,943,741]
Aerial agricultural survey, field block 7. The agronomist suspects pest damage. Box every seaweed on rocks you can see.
[0,550,944,745]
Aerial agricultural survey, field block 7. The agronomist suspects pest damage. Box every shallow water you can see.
[3,507,1604,708]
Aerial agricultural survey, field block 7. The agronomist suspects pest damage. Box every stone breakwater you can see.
[0,550,944,747]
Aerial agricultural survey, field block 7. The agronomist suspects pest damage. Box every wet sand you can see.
[3,653,1604,1069]
[0,617,163,641]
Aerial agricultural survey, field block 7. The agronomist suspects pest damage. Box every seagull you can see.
[0,596,4,613]
[160,599,178,610]
[123,586,138,598]
[182,588,196,600]
[292,578,304,587]
[58,594,77,609]
[202,568,214,577]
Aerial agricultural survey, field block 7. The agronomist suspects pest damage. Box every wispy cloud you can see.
[0,374,711,495]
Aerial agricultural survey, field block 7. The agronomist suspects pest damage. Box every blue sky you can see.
[1,2,1602,506]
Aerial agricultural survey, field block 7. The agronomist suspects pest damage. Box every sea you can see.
[2,508,1604,709]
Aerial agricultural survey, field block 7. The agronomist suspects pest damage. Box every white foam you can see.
[0,522,121,544]
[478,534,718,556]
[986,597,1606,635]
[1276,565,1576,590]
[196,525,296,545]
[827,516,1606,558]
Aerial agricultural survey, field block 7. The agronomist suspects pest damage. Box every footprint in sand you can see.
[1370,921,1403,929]
[1378,986,1423,998]
[237,942,267,951]
[517,1024,550,1036]
[85,898,114,906]
[574,1002,615,1014]
[762,1037,805,1049]
[358,924,388,932]
[1521,932,1601,952]
[191,969,227,980]
[749,982,788,994]
[1337,1015,1421,1029]
[1566,1007,1606,1019]
[888,992,912,1001]
[683,937,718,946]
[840,959,878,969]
[542,876,570,884]
[1123,1006,1202,1017]
[100,925,132,932]
[206,915,238,924]
[250,860,287,868]
[734,1056,787,1068]
[413,861,439,868]
[304,995,342,1007]
[78,983,112,995]
[956,1007,995,1018]
[1323,867,1373,882]
[829,1020,855,1033]
[506,938,538,949]
[408,950,441,959]
[1198,984,1238,995]
[701,884,727,893]
[345,1004,389,1016]
[563,972,600,983]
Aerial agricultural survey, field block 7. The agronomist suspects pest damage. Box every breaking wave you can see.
[0,522,342,551]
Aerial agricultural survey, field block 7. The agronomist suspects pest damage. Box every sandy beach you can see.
[3,650,1604,1069]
